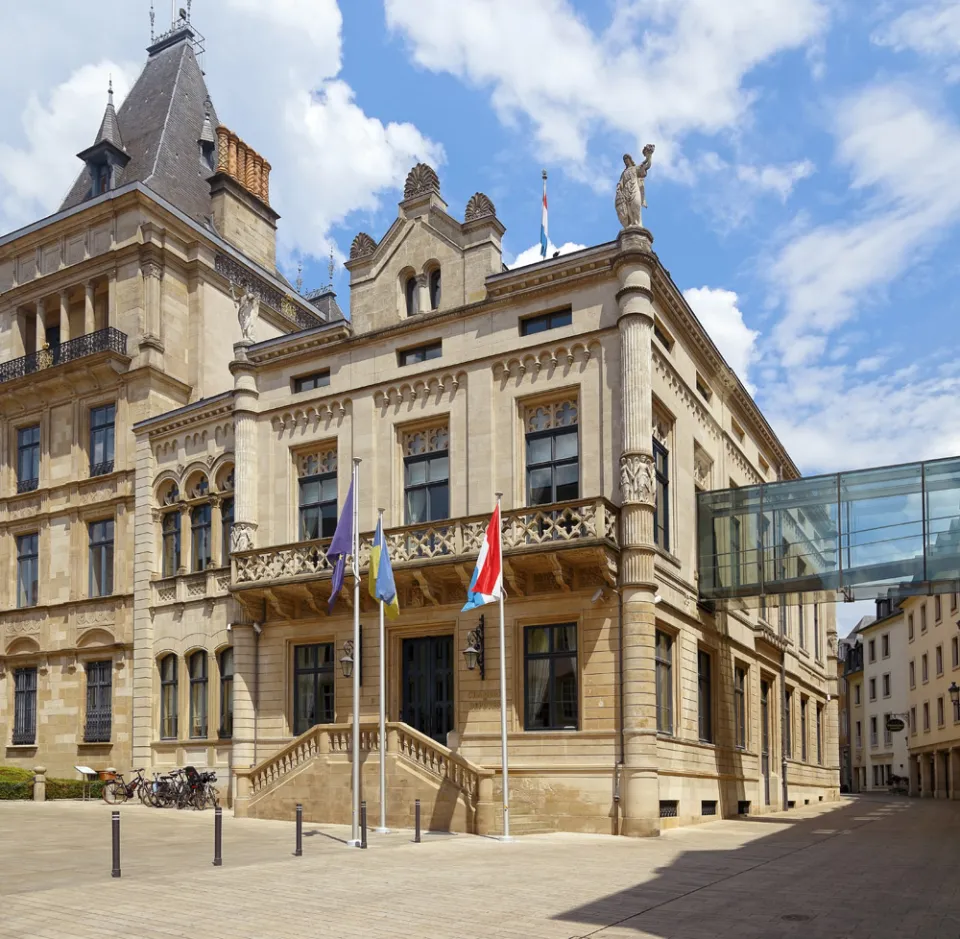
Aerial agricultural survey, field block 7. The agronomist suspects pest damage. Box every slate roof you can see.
[304,287,345,323]
[93,83,124,151]
[61,27,218,226]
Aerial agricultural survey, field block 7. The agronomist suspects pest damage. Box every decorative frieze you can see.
[524,399,578,433]
[402,425,449,456]
[298,447,338,478]
[214,253,321,331]
[492,342,597,385]
[374,374,463,409]
[271,399,350,434]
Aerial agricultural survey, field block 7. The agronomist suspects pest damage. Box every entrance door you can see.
[402,636,454,744]
[760,679,771,806]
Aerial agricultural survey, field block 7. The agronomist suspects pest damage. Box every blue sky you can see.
[1,1,959,632]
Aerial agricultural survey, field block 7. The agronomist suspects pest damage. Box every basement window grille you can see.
[737,800,751,815]
[659,800,679,818]
[701,800,717,817]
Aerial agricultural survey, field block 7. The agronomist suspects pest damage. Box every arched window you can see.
[159,655,178,739]
[405,275,419,317]
[219,648,234,739]
[188,651,208,739]
[191,504,212,571]
[162,512,181,577]
[429,268,441,310]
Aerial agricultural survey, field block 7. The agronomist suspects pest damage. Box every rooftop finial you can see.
[328,247,335,286]
[296,261,303,295]
[150,0,155,40]
[108,76,114,107]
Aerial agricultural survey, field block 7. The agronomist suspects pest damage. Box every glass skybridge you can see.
[697,456,960,605]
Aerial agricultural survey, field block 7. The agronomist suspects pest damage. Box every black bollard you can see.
[360,801,368,849]
[415,798,421,843]
[111,810,121,878]
[213,805,223,867]
[294,803,303,857]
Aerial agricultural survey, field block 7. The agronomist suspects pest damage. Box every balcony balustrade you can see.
[0,327,128,384]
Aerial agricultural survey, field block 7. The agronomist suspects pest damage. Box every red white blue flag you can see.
[462,504,504,611]
[540,171,548,259]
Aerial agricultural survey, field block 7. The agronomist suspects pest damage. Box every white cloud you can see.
[384,0,828,172]
[854,354,887,373]
[874,1,960,58]
[736,160,815,200]
[508,240,587,269]
[683,287,760,390]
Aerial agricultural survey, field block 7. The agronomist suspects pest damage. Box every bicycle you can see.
[101,768,149,805]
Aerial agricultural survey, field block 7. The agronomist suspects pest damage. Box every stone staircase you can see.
[234,722,497,835]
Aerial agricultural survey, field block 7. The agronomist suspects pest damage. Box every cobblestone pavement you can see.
[1,795,958,938]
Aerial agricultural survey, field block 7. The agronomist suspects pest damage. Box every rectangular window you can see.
[519,307,572,336]
[653,319,674,351]
[869,677,876,700]
[160,655,178,739]
[936,645,943,676]
[695,373,712,401]
[404,432,450,524]
[730,417,745,443]
[299,466,338,540]
[525,404,579,506]
[921,604,927,632]
[735,666,747,749]
[855,720,862,747]
[293,370,330,393]
[908,613,914,640]
[162,511,181,577]
[910,708,916,735]
[189,652,208,739]
[191,504,212,571]
[854,683,861,705]
[816,705,823,764]
[84,660,112,743]
[89,404,115,476]
[798,603,806,650]
[935,595,942,622]
[88,519,114,597]
[16,532,39,608]
[922,653,929,682]
[221,497,234,566]
[801,699,808,761]
[653,439,670,551]
[882,673,890,697]
[13,667,37,745]
[697,650,712,743]
[881,634,890,657]
[785,689,793,758]
[293,643,335,735]
[869,715,877,747]
[655,630,673,734]
[16,425,40,493]
[398,341,442,367]
[938,697,945,727]
[953,592,958,612]
[219,648,234,738]
[923,702,930,731]
[910,660,916,688]
[883,712,892,747]
[868,639,876,663]
[524,624,578,731]
[953,636,959,669]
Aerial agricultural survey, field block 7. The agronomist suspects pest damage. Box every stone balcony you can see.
[231,497,620,617]
[0,327,129,386]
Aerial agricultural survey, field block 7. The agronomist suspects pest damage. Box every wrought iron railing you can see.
[233,497,619,586]
[83,712,112,744]
[90,460,115,478]
[0,328,128,384]
[17,478,38,494]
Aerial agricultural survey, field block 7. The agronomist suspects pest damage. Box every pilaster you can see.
[230,342,259,551]
[84,282,96,335]
[59,290,70,343]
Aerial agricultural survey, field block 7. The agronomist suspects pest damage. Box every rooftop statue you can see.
[231,283,260,343]
[615,144,655,230]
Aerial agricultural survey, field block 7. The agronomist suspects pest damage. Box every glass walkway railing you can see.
[697,456,960,604]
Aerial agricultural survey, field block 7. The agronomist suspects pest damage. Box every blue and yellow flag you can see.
[369,518,400,619]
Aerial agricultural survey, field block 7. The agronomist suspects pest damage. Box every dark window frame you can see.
[84,660,112,743]
[523,623,579,731]
[697,649,713,743]
[801,698,808,761]
[653,439,670,552]
[816,704,823,764]
[221,497,234,567]
[299,469,338,541]
[293,370,331,393]
[655,630,673,735]
[162,511,181,577]
[785,689,793,758]
[88,518,115,597]
[191,503,212,572]
[159,654,178,740]
[293,643,336,736]
[519,307,572,337]
[398,341,442,367]
[219,647,234,739]
[13,666,38,745]
[525,423,579,507]
[188,650,208,739]
[404,275,419,317]
[428,268,441,310]
[89,404,116,477]
[734,666,747,750]
[404,448,450,525]
[17,424,40,493]
[16,532,39,609]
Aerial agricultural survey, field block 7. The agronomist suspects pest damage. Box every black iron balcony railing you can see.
[0,327,128,384]
[17,478,38,494]
[90,460,115,478]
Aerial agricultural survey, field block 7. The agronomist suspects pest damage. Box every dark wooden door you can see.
[402,636,454,744]
[761,679,771,805]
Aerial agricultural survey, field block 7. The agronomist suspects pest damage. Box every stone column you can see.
[32,767,46,802]
[107,269,117,328]
[84,281,96,335]
[58,289,70,344]
[230,343,259,552]
[920,752,932,797]
[415,273,428,315]
[613,226,660,837]
[179,504,191,575]
[142,260,163,340]
[951,749,960,800]
[231,622,257,816]
[937,751,949,799]
[211,497,223,571]
[34,298,45,351]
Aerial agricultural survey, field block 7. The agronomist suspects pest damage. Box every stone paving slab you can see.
[0,796,958,938]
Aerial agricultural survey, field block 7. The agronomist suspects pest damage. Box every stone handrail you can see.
[237,721,492,806]
[233,497,618,586]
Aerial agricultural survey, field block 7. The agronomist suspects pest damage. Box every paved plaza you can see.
[1,795,958,938]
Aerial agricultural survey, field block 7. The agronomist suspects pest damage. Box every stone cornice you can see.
[134,390,235,437]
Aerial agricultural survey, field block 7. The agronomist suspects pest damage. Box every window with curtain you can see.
[84,660,112,743]
[293,643,335,735]
[17,532,39,608]
[221,497,234,567]
[219,648,234,738]
[162,512,181,577]
[734,666,747,750]
[88,518,114,597]
[524,624,578,731]
[298,449,338,540]
[191,504,212,571]
[13,667,37,745]
[697,650,712,743]
[403,426,450,524]
[159,655,178,739]
[189,651,208,738]
[89,404,115,476]
[655,630,673,734]
[525,400,579,506]
[653,439,669,551]
[17,424,40,493]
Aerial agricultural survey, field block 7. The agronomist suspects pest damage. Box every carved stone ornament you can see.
[349,232,377,260]
[693,450,713,489]
[231,283,260,343]
[614,144,655,229]
[403,163,440,199]
[230,522,256,553]
[403,425,449,456]
[465,192,496,221]
[524,399,579,433]
[298,448,338,478]
[620,453,657,505]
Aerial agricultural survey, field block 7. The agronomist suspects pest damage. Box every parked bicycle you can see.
[101,768,150,805]
[146,766,219,810]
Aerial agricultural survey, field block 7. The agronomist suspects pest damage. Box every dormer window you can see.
[77,80,129,203]
[429,269,441,310]
[92,163,111,196]
[405,276,419,317]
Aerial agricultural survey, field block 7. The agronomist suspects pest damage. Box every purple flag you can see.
[327,478,355,613]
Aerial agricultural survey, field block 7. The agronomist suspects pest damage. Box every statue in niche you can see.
[231,283,260,342]
[615,144,655,229]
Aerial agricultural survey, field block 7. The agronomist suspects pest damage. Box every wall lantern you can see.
[462,615,485,679]
[340,634,363,685]
[949,681,959,719]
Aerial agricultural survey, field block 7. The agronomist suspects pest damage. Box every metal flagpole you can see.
[350,458,361,847]
[376,508,389,833]
[495,492,511,841]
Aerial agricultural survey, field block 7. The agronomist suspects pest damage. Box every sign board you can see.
[885,717,905,733]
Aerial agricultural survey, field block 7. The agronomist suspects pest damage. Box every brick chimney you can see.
[210,126,279,270]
